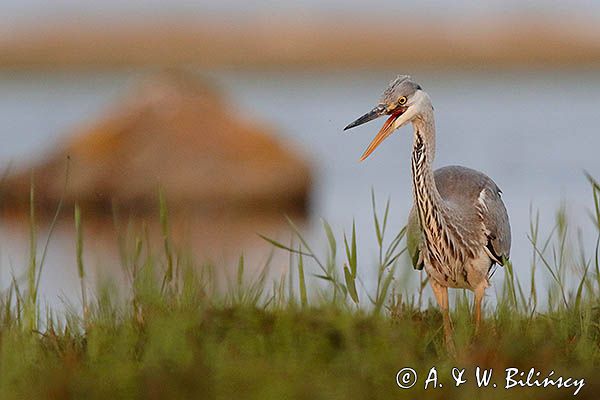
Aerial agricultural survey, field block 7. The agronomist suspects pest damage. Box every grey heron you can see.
[344,76,511,344]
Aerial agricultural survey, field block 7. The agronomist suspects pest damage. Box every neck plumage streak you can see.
[411,130,462,280]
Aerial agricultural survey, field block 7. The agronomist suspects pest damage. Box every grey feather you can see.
[380,75,422,104]
[407,165,511,269]
[407,207,424,270]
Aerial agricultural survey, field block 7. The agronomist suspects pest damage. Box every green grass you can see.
[0,178,600,399]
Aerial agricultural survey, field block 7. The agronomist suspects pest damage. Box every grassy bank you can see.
[0,179,600,399]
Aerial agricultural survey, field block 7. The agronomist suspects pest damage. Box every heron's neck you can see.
[411,108,439,196]
[410,109,447,247]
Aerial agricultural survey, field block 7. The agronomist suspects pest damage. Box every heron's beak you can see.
[344,105,407,161]
[359,107,407,161]
[343,105,386,131]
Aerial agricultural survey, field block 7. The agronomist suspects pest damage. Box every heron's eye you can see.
[398,96,407,105]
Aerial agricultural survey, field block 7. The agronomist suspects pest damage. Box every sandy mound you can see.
[1,71,312,217]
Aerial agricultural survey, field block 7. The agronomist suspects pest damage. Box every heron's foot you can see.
[474,314,482,336]
[429,280,455,355]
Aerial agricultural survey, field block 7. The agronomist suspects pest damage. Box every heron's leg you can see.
[430,279,454,351]
[473,284,486,334]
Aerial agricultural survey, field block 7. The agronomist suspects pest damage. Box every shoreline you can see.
[2,14,600,70]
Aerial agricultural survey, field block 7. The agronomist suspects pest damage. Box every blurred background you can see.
[0,0,599,308]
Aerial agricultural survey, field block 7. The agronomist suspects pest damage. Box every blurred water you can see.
[0,69,599,308]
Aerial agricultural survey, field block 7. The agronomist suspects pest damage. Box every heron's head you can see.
[344,75,431,161]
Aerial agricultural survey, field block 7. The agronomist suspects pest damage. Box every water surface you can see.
[0,69,599,307]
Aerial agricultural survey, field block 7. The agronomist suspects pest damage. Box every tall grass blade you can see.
[159,189,174,293]
[284,216,328,274]
[343,265,359,304]
[237,255,244,290]
[322,219,337,262]
[258,234,311,257]
[574,264,589,311]
[528,236,568,308]
[371,189,383,246]
[74,204,87,318]
[26,172,37,331]
[297,247,308,308]
[343,221,357,277]
[35,158,70,295]
[373,263,397,315]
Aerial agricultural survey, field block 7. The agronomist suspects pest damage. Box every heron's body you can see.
[407,165,510,290]
[344,75,511,345]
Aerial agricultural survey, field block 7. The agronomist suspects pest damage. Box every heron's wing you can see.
[480,185,511,265]
[407,207,424,270]
[434,165,511,266]
[407,165,512,270]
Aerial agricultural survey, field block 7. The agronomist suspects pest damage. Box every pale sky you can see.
[2,0,600,24]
